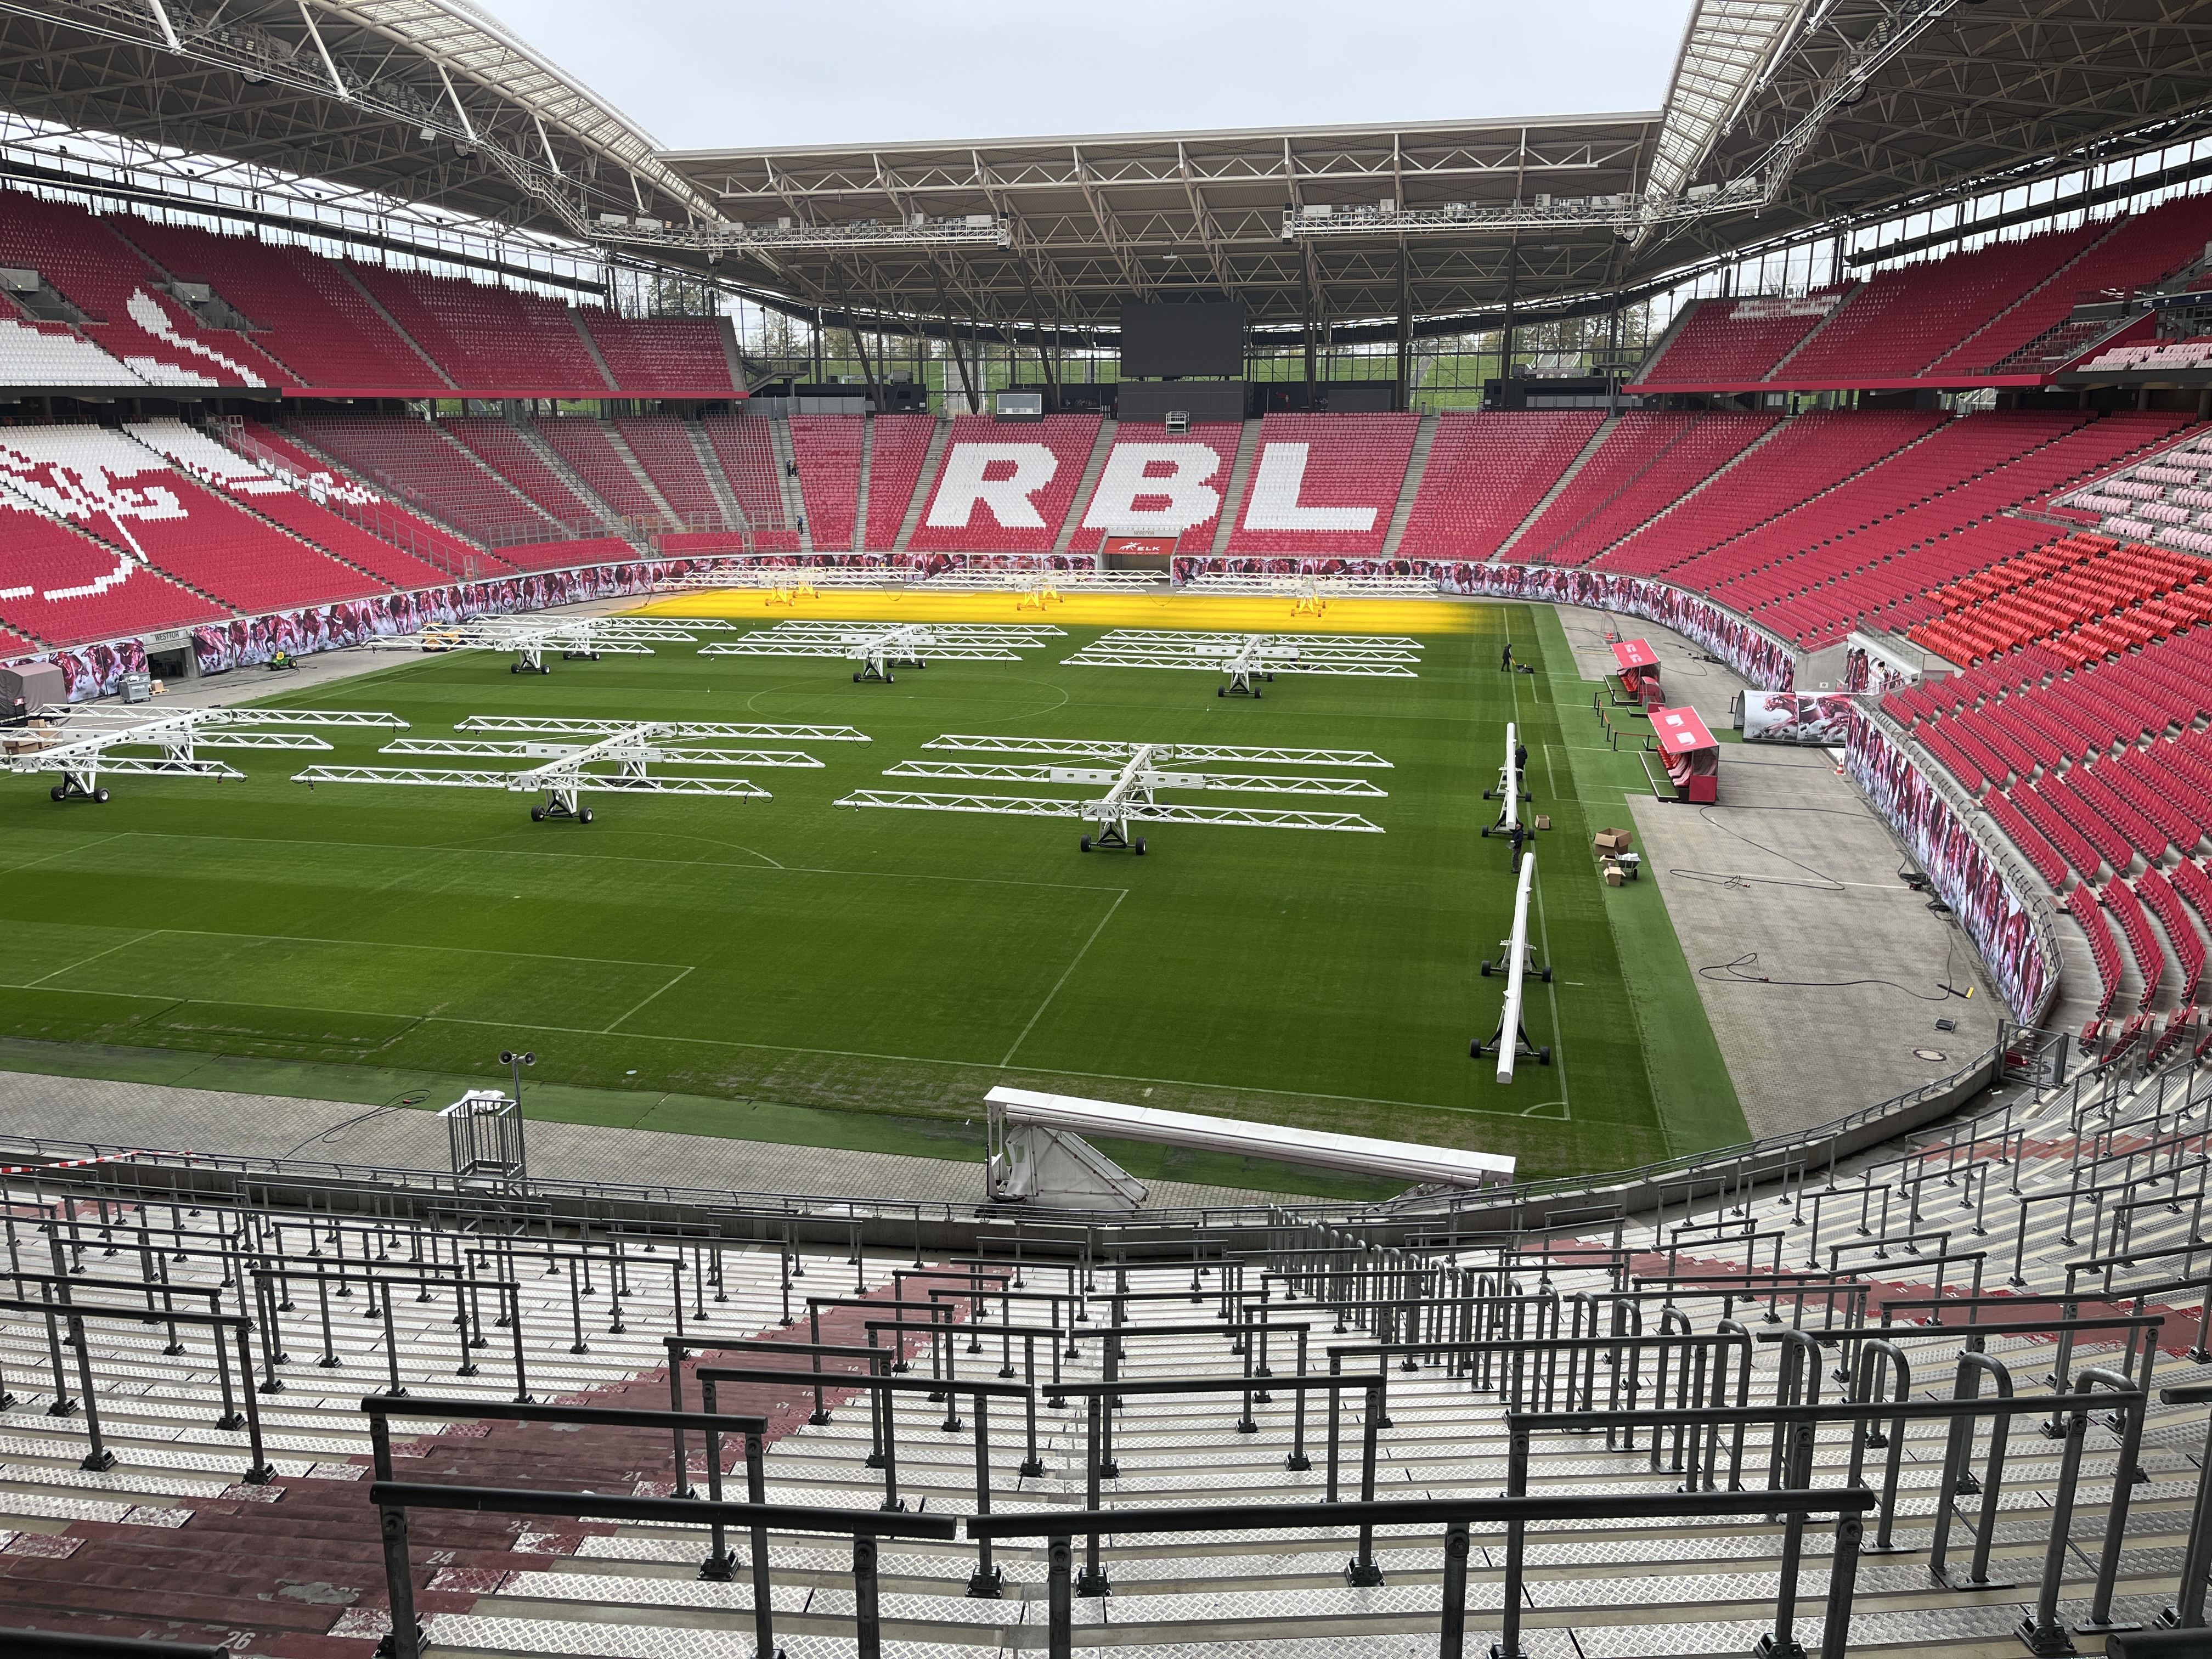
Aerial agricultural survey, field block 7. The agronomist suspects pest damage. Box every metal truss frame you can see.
[920,733,1390,768]
[699,620,1065,682]
[838,734,1389,851]
[377,614,733,674]
[917,571,1167,610]
[9,703,407,802]
[6,0,2207,338]
[653,566,902,591]
[449,714,868,742]
[1062,629,1422,697]
[884,760,1385,798]
[291,715,864,822]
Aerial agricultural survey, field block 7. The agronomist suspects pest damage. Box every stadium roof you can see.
[0,0,713,242]
[2,0,2210,338]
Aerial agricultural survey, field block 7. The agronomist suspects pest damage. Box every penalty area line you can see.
[1000,889,1127,1068]
[19,928,166,990]
[0,832,131,879]
[602,966,697,1035]
[0,986,1542,1123]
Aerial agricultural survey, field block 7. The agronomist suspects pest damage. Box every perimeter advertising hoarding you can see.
[1744,691,1860,744]
[1101,534,1178,567]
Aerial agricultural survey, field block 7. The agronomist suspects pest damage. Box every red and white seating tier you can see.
[1927,194,2212,377]
[1908,532,2212,668]
[127,420,453,594]
[1222,413,1417,558]
[788,417,863,551]
[238,421,495,577]
[1633,292,1846,386]
[899,413,1425,557]
[612,416,728,529]
[2085,338,2212,372]
[586,316,738,397]
[1510,410,1778,565]
[1632,196,2212,389]
[1606,410,2188,650]
[909,414,1104,553]
[1075,420,1243,552]
[1882,627,2212,1024]
[0,193,286,388]
[1594,409,1942,578]
[0,185,732,397]
[349,268,606,398]
[698,416,798,551]
[2062,429,2212,554]
[0,416,668,650]
[533,418,664,526]
[289,415,558,545]
[120,219,442,393]
[861,416,937,552]
[1396,410,1604,562]
[0,427,232,647]
[12,422,384,610]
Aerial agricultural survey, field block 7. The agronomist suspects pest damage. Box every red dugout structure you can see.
[1651,704,1720,804]
[1611,639,1663,708]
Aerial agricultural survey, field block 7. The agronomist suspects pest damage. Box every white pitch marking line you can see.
[112,830,1110,894]
[601,966,697,1035]
[3,981,1576,1123]
[1000,889,1128,1068]
[20,928,165,989]
[150,926,690,973]
[0,831,130,878]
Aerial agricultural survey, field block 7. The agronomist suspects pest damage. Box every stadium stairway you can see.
[1493,414,1618,559]
[1052,420,1119,557]
[893,421,954,555]
[768,418,811,555]
[1378,413,1437,559]
[678,418,751,533]
[6,1048,2212,1656]
[511,419,629,536]
[854,417,876,554]
[1207,420,1263,560]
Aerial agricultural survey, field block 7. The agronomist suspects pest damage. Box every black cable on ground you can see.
[1675,807,1979,1002]
[1699,950,1970,1001]
[1668,805,1848,893]
[280,1088,430,1157]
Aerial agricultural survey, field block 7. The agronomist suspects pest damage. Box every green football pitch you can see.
[0,602,1743,1194]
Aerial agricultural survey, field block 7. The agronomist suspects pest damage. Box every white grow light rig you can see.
[1062,629,1421,698]
[377,614,732,674]
[10,703,408,802]
[840,733,1389,853]
[294,715,868,823]
[701,619,1065,683]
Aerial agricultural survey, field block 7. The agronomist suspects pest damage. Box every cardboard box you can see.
[1594,828,1632,855]
[1533,814,1551,831]
[1603,862,1625,887]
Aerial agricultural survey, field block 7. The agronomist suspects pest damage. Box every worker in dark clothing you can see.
[1514,740,1530,794]
[1500,640,1514,672]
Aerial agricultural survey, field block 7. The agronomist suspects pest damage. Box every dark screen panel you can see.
[1120,301,1246,379]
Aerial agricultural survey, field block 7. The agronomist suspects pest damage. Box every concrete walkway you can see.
[1550,605,2001,1140]
[0,1068,1281,1210]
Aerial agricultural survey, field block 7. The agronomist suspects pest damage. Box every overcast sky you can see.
[486,1,1695,152]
